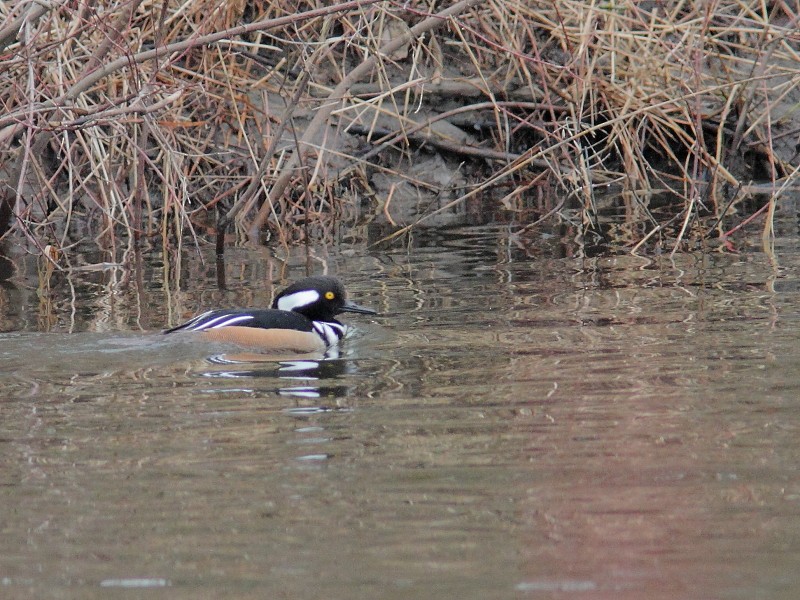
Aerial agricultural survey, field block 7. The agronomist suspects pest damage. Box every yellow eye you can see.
[325,291,335,300]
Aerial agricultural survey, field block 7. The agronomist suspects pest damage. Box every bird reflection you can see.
[201,355,357,400]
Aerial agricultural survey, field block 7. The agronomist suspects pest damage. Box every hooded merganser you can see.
[164,276,376,353]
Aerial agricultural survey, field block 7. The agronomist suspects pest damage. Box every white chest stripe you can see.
[277,290,320,312]
[313,321,346,346]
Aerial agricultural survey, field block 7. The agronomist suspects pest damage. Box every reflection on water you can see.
[2,212,800,598]
[201,356,362,400]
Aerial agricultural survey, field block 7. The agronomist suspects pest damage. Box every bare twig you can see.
[0,0,384,137]
[246,0,485,239]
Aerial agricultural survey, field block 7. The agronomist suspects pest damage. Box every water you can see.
[2,220,800,598]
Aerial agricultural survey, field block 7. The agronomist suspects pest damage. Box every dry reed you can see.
[1,0,798,258]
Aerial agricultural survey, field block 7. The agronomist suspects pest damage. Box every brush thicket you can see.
[0,0,797,257]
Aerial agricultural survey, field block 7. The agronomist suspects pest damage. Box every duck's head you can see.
[272,276,377,322]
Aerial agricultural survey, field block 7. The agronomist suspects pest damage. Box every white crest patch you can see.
[277,290,320,312]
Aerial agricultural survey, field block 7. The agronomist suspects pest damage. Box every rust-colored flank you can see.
[200,326,327,353]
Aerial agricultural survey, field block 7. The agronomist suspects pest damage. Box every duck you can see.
[164,276,376,354]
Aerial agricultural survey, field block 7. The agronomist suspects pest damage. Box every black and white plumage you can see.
[165,276,376,353]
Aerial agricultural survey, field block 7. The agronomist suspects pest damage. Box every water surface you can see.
[2,220,800,598]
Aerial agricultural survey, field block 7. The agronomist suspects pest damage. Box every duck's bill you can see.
[341,300,377,315]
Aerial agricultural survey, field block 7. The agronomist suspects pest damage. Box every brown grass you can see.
[1,0,799,258]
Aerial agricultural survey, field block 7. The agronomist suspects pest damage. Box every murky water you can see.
[2,215,800,598]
